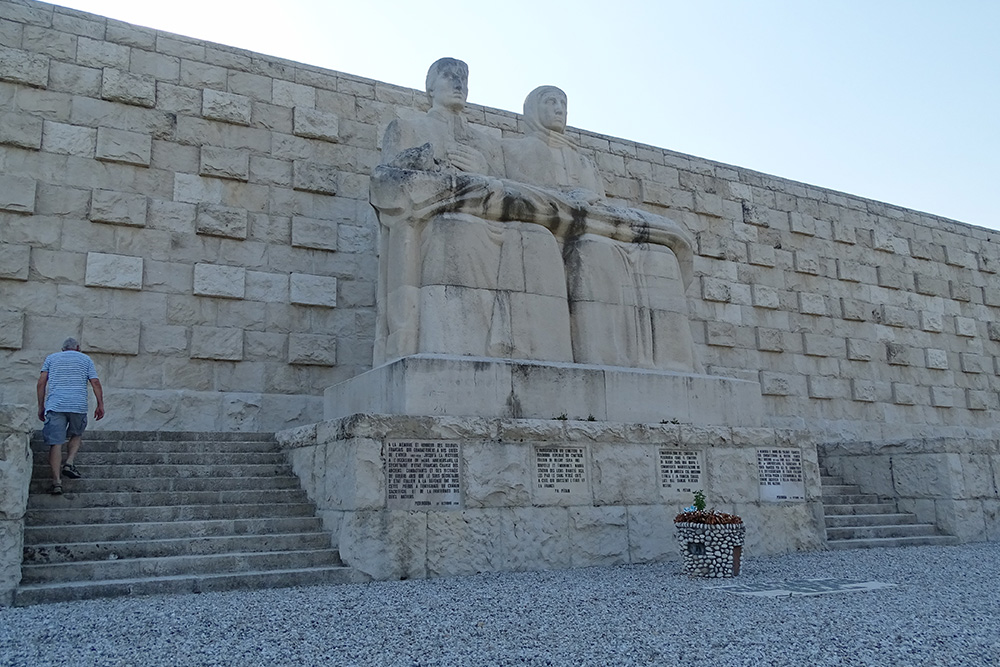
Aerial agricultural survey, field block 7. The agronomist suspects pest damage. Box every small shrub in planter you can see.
[674,490,745,578]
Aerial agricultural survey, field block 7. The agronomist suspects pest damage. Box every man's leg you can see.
[48,443,64,485]
[65,435,81,467]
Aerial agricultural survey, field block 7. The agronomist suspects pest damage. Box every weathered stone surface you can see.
[0,175,37,213]
[89,189,147,226]
[292,160,338,194]
[340,510,428,580]
[195,203,248,239]
[290,273,337,308]
[0,45,49,87]
[81,316,140,355]
[84,252,143,290]
[287,333,337,366]
[291,216,338,251]
[0,244,31,281]
[0,111,43,149]
[190,325,243,360]
[193,263,246,299]
[95,127,152,165]
[293,106,339,142]
[100,67,156,107]
[202,88,251,125]
[199,146,249,181]
[0,310,25,349]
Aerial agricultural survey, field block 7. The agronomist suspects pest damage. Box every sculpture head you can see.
[425,58,469,112]
[524,85,568,134]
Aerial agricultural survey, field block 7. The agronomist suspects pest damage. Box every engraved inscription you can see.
[659,449,704,501]
[535,446,587,499]
[757,448,805,502]
[386,440,462,510]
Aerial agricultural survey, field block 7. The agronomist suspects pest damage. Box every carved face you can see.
[537,91,567,133]
[427,64,468,112]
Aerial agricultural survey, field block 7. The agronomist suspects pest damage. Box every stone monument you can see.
[282,59,822,580]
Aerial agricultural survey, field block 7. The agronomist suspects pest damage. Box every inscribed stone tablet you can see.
[386,440,462,510]
[658,449,704,501]
[534,446,587,501]
[757,448,805,502]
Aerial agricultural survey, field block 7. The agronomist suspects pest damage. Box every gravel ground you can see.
[2,542,999,667]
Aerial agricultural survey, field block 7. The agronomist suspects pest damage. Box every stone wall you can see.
[2,0,1000,439]
[0,405,33,605]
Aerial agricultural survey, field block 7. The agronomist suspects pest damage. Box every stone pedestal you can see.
[324,355,764,426]
[279,410,825,581]
[0,405,34,606]
[676,522,746,577]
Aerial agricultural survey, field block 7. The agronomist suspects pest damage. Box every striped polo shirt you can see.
[40,350,98,414]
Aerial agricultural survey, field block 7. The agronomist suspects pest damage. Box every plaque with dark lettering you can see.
[757,448,805,502]
[386,440,463,510]
[534,446,587,500]
[658,449,703,501]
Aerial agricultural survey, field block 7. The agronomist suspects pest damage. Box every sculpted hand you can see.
[446,145,488,174]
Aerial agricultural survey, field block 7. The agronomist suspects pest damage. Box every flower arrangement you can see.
[674,490,743,525]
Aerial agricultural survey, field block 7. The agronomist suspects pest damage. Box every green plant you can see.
[555,413,567,420]
[693,490,706,511]
[674,490,742,525]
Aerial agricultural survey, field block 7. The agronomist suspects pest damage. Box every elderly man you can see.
[36,337,105,494]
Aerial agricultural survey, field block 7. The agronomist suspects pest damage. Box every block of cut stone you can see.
[82,317,140,355]
[291,216,338,251]
[0,112,43,149]
[196,204,248,239]
[290,273,337,307]
[96,127,151,166]
[199,146,249,181]
[90,189,147,226]
[0,244,30,280]
[193,263,246,299]
[42,121,95,156]
[293,107,340,142]
[293,160,338,194]
[84,252,143,290]
[323,355,763,427]
[924,349,949,370]
[288,333,338,366]
[190,325,243,360]
[788,212,816,236]
[0,175,36,214]
[0,310,24,349]
[202,89,251,125]
[0,46,49,87]
[101,68,156,107]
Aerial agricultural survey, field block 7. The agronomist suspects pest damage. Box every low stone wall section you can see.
[0,405,34,606]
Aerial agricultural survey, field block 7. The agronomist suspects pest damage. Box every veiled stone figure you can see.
[504,86,700,372]
[371,59,573,365]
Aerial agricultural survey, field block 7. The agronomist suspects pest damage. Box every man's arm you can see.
[36,372,48,421]
[90,378,105,421]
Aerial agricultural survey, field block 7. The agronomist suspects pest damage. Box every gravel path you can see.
[2,542,999,666]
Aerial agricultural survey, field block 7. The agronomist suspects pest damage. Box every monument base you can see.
[278,414,825,581]
[323,355,764,426]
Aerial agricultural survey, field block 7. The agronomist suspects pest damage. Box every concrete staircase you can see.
[17,431,365,606]
[820,471,958,549]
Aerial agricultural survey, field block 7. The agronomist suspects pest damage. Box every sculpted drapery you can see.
[370,60,700,373]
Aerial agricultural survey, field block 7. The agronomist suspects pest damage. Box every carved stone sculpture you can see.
[370,63,699,372]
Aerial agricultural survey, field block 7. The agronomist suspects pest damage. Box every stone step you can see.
[32,451,287,465]
[822,502,898,516]
[23,531,334,565]
[821,493,882,505]
[25,502,317,526]
[14,566,367,606]
[820,483,861,496]
[33,438,280,453]
[32,431,277,444]
[825,513,920,528]
[24,516,326,544]
[825,523,939,540]
[20,548,343,585]
[825,535,960,550]
[29,463,293,479]
[27,475,301,494]
[26,488,309,510]
[820,475,844,486]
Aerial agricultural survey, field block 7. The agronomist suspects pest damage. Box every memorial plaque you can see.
[534,446,587,500]
[757,448,805,502]
[386,440,462,510]
[658,449,704,501]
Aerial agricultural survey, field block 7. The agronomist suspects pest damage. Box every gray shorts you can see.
[42,411,87,445]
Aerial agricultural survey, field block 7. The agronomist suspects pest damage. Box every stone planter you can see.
[675,522,745,578]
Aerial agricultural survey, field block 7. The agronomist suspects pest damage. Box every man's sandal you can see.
[50,484,63,495]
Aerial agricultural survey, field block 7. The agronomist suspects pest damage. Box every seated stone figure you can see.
[504,86,700,372]
[371,59,573,365]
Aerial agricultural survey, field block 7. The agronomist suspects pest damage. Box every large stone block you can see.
[290,273,337,308]
[0,46,49,87]
[202,88,251,125]
[199,146,249,181]
[0,175,37,214]
[95,127,151,166]
[100,67,156,107]
[293,106,340,142]
[82,317,140,355]
[190,325,243,361]
[0,111,43,149]
[193,263,246,299]
[89,189,147,227]
[84,252,143,290]
[292,160,338,194]
[340,509,428,580]
[287,333,337,366]
[291,216,338,251]
[0,244,30,281]
[0,310,24,349]
[195,203,248,239]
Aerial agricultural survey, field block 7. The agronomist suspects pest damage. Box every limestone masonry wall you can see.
[2,0,999,439]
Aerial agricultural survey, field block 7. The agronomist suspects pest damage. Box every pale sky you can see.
[53,0,1000,231]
